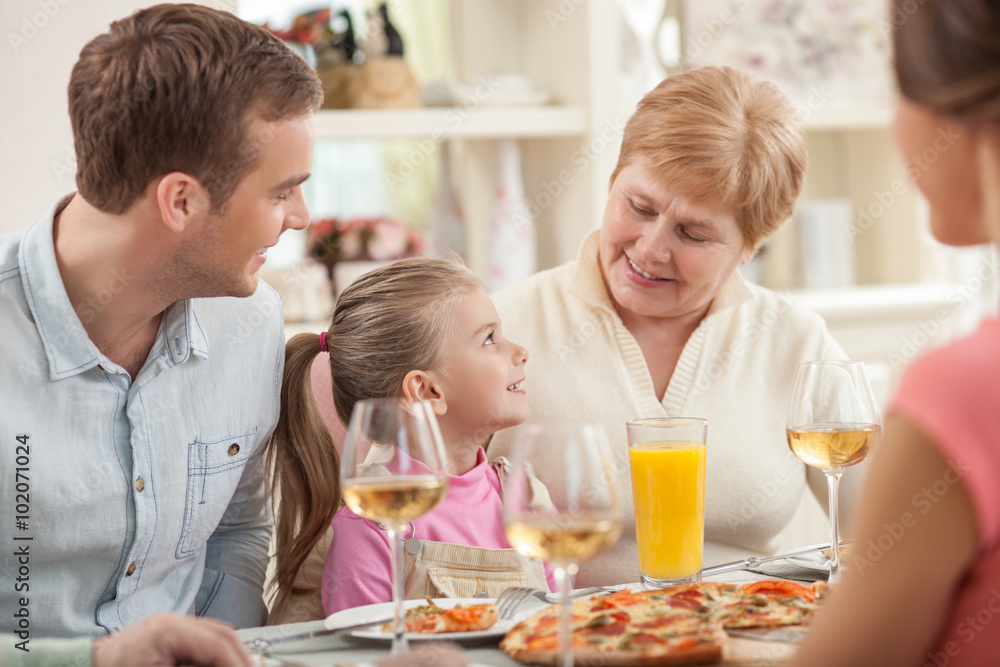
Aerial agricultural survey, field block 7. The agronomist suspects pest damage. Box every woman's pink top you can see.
[322,447,555,613]
[891,317,1000,665]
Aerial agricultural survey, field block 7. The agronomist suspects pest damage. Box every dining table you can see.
[239,567,825,667]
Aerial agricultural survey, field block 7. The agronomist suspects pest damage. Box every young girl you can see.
[267,258,553,619]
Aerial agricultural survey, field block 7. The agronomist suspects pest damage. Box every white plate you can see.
[324,597,530,644]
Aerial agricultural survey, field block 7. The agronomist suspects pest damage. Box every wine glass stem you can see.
[825,470,844,584]
[554,565,573,667]
[387,525,409,654]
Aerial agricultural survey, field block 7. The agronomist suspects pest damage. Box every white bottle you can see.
[488,140,536,292]
[425,143,467,259]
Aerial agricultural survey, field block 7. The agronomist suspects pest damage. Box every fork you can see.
[496,587,543,620]
[496,586,619,620]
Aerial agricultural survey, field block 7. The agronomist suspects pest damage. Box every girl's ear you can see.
[401,370,448,416]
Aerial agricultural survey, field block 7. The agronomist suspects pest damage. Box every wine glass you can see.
[502,423,623,667]
[339,398,450,654]
[786,361,881,583]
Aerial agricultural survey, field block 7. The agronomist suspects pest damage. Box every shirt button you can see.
[126,563,136,576]
[228,443,240,456]
[135,477,144,492]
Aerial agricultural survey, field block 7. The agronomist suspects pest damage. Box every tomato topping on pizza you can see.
[740,579,819,602]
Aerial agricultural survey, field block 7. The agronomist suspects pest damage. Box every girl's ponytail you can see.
[267,330,340,620]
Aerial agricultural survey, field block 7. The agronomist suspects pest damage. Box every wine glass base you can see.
[390,637,409,655]
[641,571,702,588]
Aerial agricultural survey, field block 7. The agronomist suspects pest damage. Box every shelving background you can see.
[292,0,998,396]
[301,1,953,291]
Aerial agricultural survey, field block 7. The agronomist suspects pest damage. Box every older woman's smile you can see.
[626,255,672,283]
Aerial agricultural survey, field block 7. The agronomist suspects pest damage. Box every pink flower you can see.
[307,216,422,266]
[338,220,365,260]
[368,218,411,260]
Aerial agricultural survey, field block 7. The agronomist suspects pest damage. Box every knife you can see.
[726,626,807,643]
[245,616,395,656]
[701,538,853,577]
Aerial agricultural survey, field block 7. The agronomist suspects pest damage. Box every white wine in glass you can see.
[340,398,449,654]
[504,513,622,564]
[503,423,622,667]
[786,361,881,583]
[341,476,448,523]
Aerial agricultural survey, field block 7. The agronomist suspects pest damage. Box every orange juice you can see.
[629,442,706,581]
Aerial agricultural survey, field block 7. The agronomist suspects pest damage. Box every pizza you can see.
[380,600,498,634]
[500,579,827,665]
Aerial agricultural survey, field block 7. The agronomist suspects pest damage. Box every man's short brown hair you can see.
[69,3,323,214]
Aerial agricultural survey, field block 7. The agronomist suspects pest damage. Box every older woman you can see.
[489,65,864,587]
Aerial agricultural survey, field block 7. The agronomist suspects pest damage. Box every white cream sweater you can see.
[489,230,865,587]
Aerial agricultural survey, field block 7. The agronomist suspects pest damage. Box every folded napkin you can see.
[748,561,829,582]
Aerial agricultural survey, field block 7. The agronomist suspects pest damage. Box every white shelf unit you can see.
[801,105,895,131]
[308,0,630,281]
[313,106,588,139]
[447,0,632,277]
[800,121,929,287]
[302,2,985,366]
[741,96,934,293]
[792,283,966,408]
[308,1,923,291]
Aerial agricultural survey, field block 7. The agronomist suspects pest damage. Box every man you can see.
[0,4,321,637]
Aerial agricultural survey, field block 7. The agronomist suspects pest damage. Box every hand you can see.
[92,613,254,667]
[373,643,467,667]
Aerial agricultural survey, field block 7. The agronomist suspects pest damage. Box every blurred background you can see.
[2,0,998,409]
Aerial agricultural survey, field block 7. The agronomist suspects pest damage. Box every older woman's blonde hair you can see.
[610,65,808,251]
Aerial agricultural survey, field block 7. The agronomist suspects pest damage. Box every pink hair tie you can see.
[319,331,328,352]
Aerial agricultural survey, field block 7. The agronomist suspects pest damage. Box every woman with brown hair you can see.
[267,258,550,621]
[792,1,1000,664]
[489,65,861,586]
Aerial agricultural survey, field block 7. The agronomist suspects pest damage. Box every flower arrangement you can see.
[307,216,424,276]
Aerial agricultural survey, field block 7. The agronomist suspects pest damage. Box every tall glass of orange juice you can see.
[626,418,707,587]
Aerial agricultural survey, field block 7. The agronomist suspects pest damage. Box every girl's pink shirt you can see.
[890,317,1000,665]
[321,447,555,613]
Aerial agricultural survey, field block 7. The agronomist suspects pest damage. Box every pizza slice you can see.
[719,580,828,628]
[381,600,499,634]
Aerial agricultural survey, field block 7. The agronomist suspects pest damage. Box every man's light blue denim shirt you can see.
[0,199,283,637]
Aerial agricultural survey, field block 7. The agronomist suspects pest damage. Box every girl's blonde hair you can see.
[266,257,481,619]
[609,65,808,251]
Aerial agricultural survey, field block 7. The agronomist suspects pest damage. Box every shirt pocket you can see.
[176,427,258,559]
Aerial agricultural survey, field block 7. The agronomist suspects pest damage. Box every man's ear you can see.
[155,172,212,234]
[401,370,448,416]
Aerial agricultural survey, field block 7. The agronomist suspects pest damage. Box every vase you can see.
[488,140,536,293]
[425,142,467,259]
